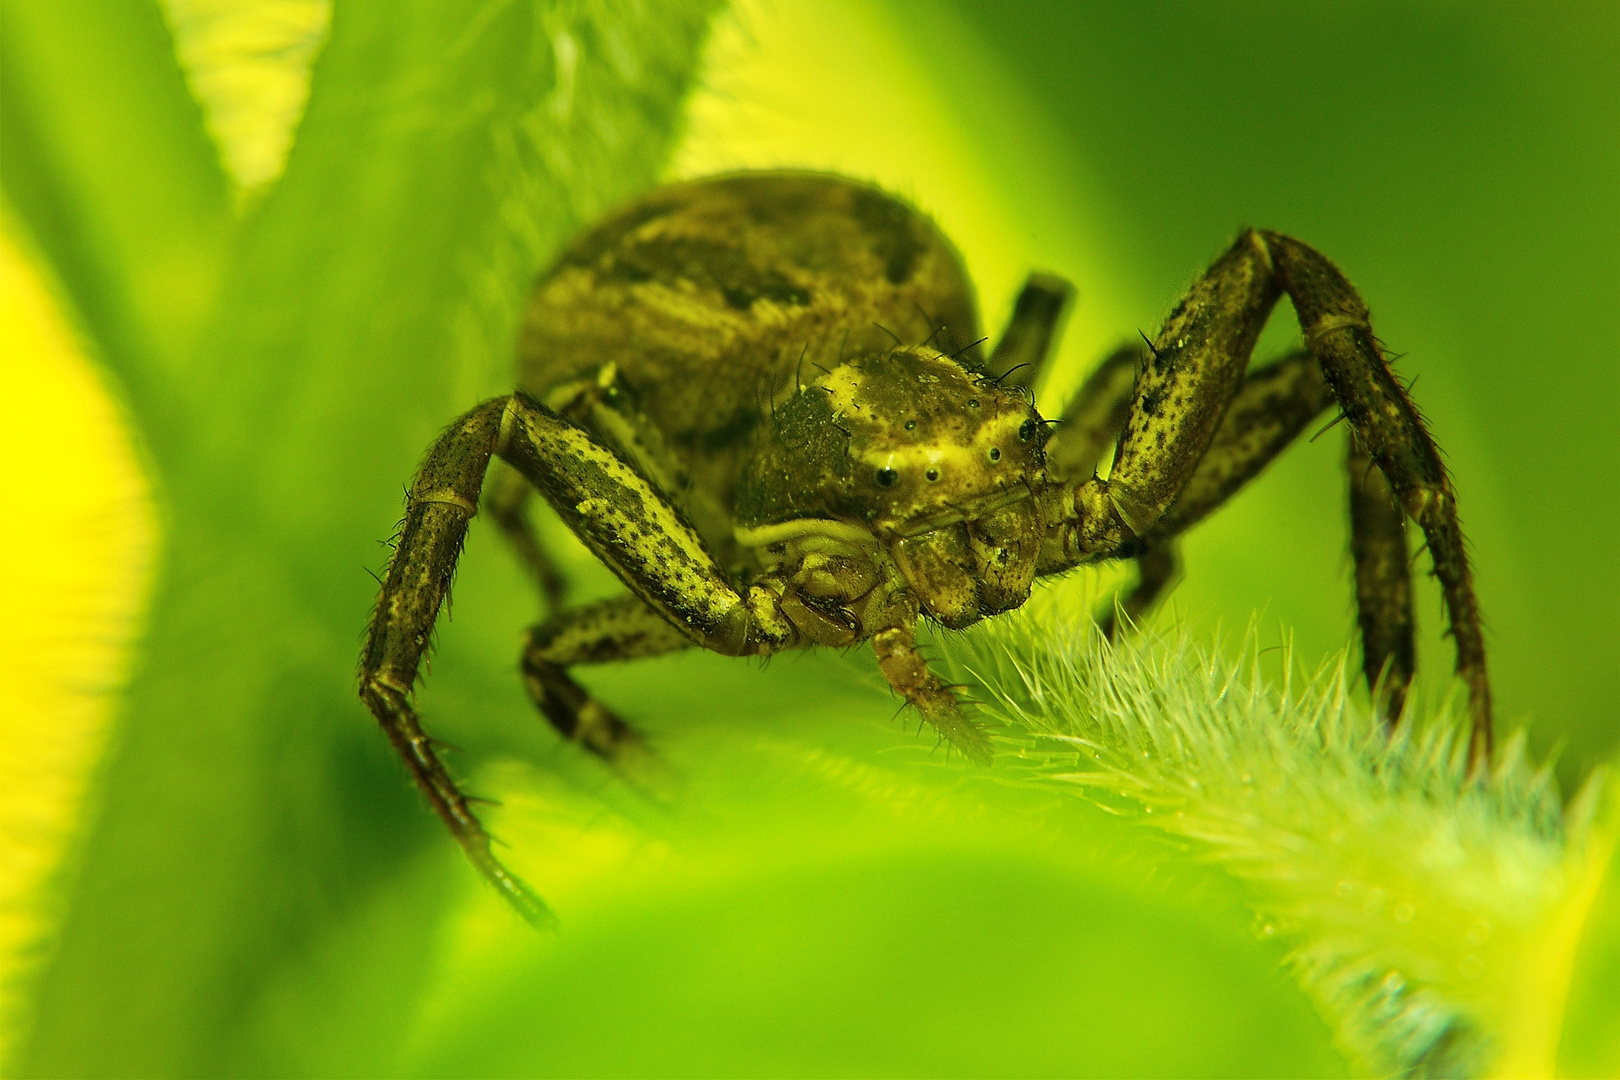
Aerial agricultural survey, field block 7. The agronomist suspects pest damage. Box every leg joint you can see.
[414,488,478,516]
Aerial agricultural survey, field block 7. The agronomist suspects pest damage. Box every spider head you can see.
[736,346,1051,628]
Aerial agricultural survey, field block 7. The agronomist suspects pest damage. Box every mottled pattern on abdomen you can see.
[516,173,983,525]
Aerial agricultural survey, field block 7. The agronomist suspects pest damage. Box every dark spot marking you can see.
[849,186,923,285]
[608,236,810,311]
[562,199,677,268]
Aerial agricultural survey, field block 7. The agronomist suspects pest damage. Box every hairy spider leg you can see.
[1042,343,1141,482]
[1105,353,1329,641]
[479,373,621,616]
[484,360,739,618]
[1128,351,1335,547]
[1053,231,1491,764]
[1136,352,1418,726]
[1266,232,1483,758]
[865,586,995,762]
[522,594,691,789]
[360,393,797,921]
[548,363,735,549]
[1348,438,1418,728]
[489,358,768,764]
[1038,342,1169,637]
[514,364,775,762]
[1055,348,1418,727]
[1044,348,1337,642]
[358,399,552,926]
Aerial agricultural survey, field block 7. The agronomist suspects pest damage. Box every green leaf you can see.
[0,0,231,410]
[13,3,719,1075]
[1554,781,1620,1077]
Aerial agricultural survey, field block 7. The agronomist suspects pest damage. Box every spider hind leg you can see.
[484,463,569,612]
[988,271,1075,390]
[1348,439,1417,728]
[521,595,692,791]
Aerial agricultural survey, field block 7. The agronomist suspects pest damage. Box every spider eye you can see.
[925,468,941,482]
[875,467,900,488]
[988,447,1001,462]
[1018,418,1037,442]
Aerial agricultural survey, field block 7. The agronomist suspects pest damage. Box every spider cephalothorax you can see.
[359,171,1493,924]
[735,345,1050,629]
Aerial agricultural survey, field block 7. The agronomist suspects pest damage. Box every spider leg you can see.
[1072,350,1330,638]
[1131,351,1335,546]
[1069,350,1418,725]
[1264,232,1486,759]
[867,591,994,763]
[522,594,692,789]
[359,399,552,926]
[1049,230,1491,763]
[1036,340,1174,637]
[544,362,735,555]
[1042,342,1141,483]
[360,394,797,921]
[1348,437,1417,729]
[987,272,1075,391]
[486,360,745,616]
[484,463,569,612]
[1097,544,1182,642]
[1130,352,1419,724]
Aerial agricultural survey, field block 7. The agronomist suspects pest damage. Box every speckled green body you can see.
[516,172,987,564]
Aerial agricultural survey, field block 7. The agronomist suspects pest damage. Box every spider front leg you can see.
[360,400,551,924]
[986,283,1184,639]
[1051,231,1492,763]
[1040,342,1178,638]
[1098,349,1417,727]
[360,393,797,921]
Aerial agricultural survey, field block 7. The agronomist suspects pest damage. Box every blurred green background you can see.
[2,1,1615,1076]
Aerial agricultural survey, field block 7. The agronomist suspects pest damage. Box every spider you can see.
[360,171,1492,923]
